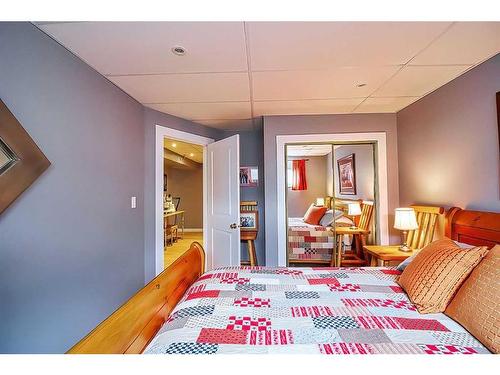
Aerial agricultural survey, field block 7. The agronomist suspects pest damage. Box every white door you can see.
[206,134,240,270]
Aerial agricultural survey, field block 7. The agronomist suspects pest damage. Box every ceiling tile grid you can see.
[37,22,500,130]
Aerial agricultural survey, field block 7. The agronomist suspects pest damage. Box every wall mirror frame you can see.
[0,98,50,215]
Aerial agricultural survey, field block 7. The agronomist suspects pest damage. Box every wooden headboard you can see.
[445,207,500,249]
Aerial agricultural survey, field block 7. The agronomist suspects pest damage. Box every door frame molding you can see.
[155,125,213,276]
[275,132,389,267]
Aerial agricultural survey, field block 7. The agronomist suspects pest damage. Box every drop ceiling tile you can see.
[109,72,250,103]
[39,22,247,75]
[372,65,471,97]
[147,102,251,120]
[164,139,203,163]
[252,66,399,101]
[254,98,363,116]
[248,22,450,70]
[411,22,500,65]
[195,119,255,130]
[353,97,421,113]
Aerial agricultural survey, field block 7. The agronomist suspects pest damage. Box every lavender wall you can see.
[398,54,500,232]
[0,23,145,353]
[263,114,400,266]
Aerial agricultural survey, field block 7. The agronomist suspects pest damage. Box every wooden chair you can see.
[164,196,181,247]
[405,205,445,249]
[341,201,374,266]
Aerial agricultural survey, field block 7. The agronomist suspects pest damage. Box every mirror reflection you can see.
[0,137,18,175]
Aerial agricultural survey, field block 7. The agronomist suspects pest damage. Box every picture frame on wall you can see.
[240,211,258,231]
[337,153,356,195]
[240,166,258,187]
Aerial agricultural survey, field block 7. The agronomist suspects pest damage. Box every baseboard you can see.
[183,228,203,233]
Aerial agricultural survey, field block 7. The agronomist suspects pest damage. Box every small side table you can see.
[363,245,416,267]
[330,227,370,267]
[241,231,258,266]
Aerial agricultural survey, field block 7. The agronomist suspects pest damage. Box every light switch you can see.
[131,196,137,209]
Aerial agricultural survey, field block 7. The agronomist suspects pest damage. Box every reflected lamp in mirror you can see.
[347,202,362,228]
[316,197,325,206]
[394,208,419,252]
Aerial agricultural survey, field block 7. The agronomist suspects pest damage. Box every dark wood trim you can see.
[0,99,50,215]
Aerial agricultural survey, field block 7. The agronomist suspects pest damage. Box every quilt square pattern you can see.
[144,266,489,355]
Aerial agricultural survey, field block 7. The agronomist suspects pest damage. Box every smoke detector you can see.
[171,46,186,56]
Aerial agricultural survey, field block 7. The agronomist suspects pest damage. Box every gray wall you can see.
[334,144,375,201]
[263,114,400,266]
[164,163,203,228]
[224,124,266,265]
[287,155,327,217]
[0,23,145,353]
[398,54,500,237]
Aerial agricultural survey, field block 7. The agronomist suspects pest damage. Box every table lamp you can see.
[347,202,362,229]
[316,197,325,206]
[394,208,419,252]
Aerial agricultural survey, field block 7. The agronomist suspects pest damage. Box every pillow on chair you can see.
[445,245,499,354]
[397,238,488,314]
[303,204,328,225]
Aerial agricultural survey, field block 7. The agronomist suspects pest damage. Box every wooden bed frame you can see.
[445,207,500,248]
[68,207,500,354]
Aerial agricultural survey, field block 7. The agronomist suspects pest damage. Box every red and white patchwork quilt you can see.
[144,266,489,354]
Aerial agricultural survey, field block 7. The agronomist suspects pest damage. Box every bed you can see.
[287,216,354,262]
[67,207,499,354]
[287,197,357,264]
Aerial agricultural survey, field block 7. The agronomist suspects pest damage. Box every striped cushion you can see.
[397,238,488,314]
[445,245,500,353]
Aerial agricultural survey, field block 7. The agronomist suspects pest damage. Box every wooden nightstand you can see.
[363,245,416,267]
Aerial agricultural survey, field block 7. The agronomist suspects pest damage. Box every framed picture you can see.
[240,166,258,187]
[337,153,356,195]
[0,99,50,215]
[240,211,258,231]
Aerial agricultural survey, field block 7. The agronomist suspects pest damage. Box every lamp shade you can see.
[316,197,325,206]
[394,208,419,230]
[347,202,362,216]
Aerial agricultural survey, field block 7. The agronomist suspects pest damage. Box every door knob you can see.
[230,223,240,229]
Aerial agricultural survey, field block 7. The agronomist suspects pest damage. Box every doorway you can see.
[155,125,241,276]
[163,137,204,269]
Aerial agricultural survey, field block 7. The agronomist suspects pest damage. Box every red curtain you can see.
[291,159,307,190]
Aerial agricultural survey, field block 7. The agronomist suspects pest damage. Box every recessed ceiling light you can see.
[356,83,367,88]
[172,143,177,147]
[171,46,186,56]
[189,153,194,157]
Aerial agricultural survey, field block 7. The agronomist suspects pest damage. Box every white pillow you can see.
[454,240,475,249]
[319,209,344,227]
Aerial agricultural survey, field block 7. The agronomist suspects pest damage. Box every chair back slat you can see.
[406,205,444,250]
[358,201,374,231]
